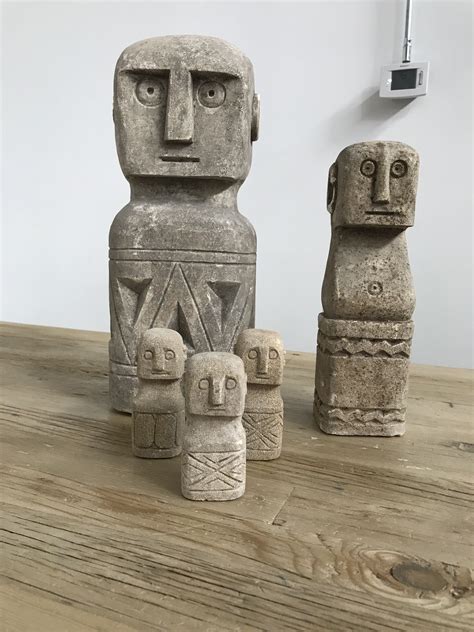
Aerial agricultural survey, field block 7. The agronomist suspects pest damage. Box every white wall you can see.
[2,1,473,368]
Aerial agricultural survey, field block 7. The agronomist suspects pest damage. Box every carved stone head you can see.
[185,352,246,417]
[114,35,259,182]
[137,328,186,380]
[234,329,285,386]
[327,141,419,228]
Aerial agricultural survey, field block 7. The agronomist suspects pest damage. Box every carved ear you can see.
[251,94,260,142]
[327,162,337,214]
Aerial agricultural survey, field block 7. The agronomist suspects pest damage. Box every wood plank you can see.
[1,322,473,630]
[2,465,472,631]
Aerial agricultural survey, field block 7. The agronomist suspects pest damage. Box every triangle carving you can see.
[207,281,241,331]
[111,261,255,362]
[117,277,152,327]
[152,264,210,353]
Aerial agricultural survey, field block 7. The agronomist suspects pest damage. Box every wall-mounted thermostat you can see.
[380,61,429,98]
[379,0,430,99]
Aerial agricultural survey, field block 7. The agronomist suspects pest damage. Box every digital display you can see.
[391,68,418,90]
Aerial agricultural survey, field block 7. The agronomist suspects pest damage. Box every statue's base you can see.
[314,314,413,437]
[109,365,137,414]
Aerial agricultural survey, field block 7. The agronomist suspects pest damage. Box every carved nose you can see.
[257,348,269,374]
[209,379,225,406]
[165,63,194,144]
[373,166,391,204]
[152,354,165,372]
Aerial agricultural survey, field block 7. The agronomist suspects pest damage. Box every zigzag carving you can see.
[314,393,406,424]
[317,332,411,358]
[110,260,254,364]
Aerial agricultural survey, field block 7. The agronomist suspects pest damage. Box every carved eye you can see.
[361,159,376,177]
[248,349,258,359]
[136,77,165,106]
[165,350,175,360]
[391,160,407,178]
[199,378,209,390]
[198,81,226,108]
[269,349,279,359]
[226,378,237,390]
[143,350,153,360]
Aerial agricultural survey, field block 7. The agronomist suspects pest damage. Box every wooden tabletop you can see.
[1,322,472,631]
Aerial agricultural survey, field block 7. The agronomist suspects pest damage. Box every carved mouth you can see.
[160,155,200,163]
[151,370,170,375]
[367,207,398,216]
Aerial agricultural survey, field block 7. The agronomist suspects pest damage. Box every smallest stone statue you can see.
[235,329,285,460]
[132,328,186,458]
[182,352,246,501]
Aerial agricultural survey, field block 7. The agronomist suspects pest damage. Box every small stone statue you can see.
[109,35,260,413]
[314,141,419,436]
[235,329,285,460]
[132,328,186,458]
[182,352,246,501]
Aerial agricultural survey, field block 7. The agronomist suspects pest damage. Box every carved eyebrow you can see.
[122,68,238,80]
[122,68,169,77]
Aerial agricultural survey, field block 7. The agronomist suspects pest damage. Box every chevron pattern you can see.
[182,451,245,492]
[317,332,411,358]
[314,393,406,425]
[242,411,283,451]
[110,260,254,364]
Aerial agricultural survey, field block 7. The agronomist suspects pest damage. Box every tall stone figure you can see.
[182,352,247,501]
[314,141,419,436]
[109,36,260,412]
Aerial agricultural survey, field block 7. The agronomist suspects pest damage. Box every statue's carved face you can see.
[328,142,419,228]
[137,328,186,380]
[114,35,259,182]
[185,353,246,417]
[235,329,284,385]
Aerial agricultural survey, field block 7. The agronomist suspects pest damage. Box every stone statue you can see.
[132,328,186,458]
[109,35,260,412]
[182,352,246,501]
[235,329,285,459]
[314,141,419,436]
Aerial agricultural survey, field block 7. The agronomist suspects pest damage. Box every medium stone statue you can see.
[182,352,246,501]
[235,329,285,460]
[314,141,419,436]
[132,328,186,458]
[109,35,260,412]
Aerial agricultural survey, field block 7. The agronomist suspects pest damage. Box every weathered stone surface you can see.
[315,141,419,437]
[182,352,246,501]
[235,329,285,460]
[109,35,260,412]
[132,328,186,458]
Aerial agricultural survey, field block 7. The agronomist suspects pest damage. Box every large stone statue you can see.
[109,36,260,412]
[182,352,247,501]
[314,141,419,436]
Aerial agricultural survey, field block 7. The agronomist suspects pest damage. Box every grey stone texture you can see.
[132,328,186,458]
[315,141,419,436]
[182,352,246,501]
[235,329,285,460]
[109,35,260,412]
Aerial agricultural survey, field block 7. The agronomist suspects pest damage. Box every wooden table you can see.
[1,323,472,631]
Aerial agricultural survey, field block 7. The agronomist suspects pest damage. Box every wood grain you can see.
[1,322,473,631]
